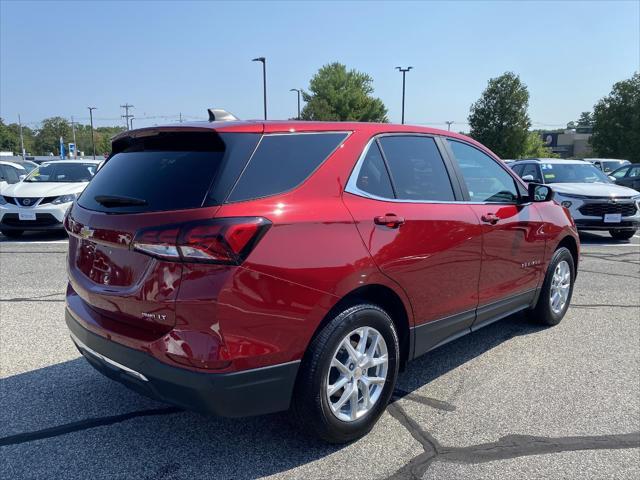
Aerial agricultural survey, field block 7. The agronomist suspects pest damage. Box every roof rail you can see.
[207,108,239,122]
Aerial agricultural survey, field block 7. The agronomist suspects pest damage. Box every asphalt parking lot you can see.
[1,230,639,479]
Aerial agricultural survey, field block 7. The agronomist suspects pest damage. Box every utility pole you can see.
[290,88,301,119]
[18,114,25,158]
[179,112,183,123]
[445,121,454,131]
[395,66,413,124]
[87,107,97,160]
[252,57,267,120]
[71,116,77,158]
[120,103,134,130]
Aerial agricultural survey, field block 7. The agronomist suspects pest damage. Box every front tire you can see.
[1,229,23,238]
[609,229,636,241]
[291,304,399,443]
[528,247,575,326]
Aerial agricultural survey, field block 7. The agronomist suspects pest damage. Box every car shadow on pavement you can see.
[0,314,544,479]
[578,231,636,245]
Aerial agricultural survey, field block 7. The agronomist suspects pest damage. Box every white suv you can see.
[511,159,640,240]
[0,160,102,238]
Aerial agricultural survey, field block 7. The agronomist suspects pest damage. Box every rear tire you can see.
[609,229,636,241]
[291,304,399,443]
[1,230,23,238]
[528,247,575,326]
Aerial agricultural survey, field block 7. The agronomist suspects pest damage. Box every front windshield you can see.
[540,163,611,184]
[601,161,627,173]
[25,163,98,183]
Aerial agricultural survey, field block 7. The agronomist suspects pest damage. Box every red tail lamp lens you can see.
[133,217,271,265]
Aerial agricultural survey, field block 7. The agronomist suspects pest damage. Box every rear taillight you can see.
[132,217,271,265]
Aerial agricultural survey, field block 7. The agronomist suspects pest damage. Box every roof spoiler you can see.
[207,108,239,122]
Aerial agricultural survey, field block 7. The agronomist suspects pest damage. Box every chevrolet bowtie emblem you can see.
[80,226,95,239]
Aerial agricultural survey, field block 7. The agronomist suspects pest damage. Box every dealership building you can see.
[540,127,593,158]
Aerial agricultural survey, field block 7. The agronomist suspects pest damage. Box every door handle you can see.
[374,214,405,228]
[481,213,500,225]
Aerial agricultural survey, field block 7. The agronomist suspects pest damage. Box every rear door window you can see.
[377,136,455,201]
[227,132,348,202]
[78,132,260,213]
[354,142,394,199]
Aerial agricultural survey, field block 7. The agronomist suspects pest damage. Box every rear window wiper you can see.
[94,195,148,208]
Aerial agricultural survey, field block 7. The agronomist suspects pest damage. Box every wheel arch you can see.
[556,235,579,274]
[308,284,412,370]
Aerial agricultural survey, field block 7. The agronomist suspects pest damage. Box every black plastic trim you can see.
[472,289,536,331]
[410,289,537,360]
[66,310,300,417]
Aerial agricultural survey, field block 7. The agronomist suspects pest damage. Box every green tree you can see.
[301,63,388,122]
[34,117,72,155]
[576,111,593,128]
[0,118,20,152]
[468,72,531,158]
[95,126,126,155]
[591,72,640,162]
[522,131,559,158]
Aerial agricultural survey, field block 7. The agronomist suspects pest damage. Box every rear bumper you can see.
[66,309,300,417]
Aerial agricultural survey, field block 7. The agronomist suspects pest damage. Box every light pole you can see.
[290,88,301,119]
[129,116,134,129]
[87,107,97,160]
[252,57,267,120]
[395,66,413,124]
[445,121,454,131]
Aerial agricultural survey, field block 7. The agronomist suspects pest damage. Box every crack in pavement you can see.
[0,292,65,303]
[0,407,182,447]
[392,388,456,412]
[572,303,639,309]
[0,298,64,303]
[579,268,640,279]
[385,402,640,480]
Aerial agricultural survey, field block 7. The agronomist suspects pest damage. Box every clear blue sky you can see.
[1,0,638,130]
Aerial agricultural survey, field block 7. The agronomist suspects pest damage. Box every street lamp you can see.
[252,57,267,120]
[87,106,97,160]
[395,66,413,124]
[290,88,301,119]
[445,121,454,131]
[129,116,134,129]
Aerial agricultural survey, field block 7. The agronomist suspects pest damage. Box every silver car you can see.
[511,159,640,240]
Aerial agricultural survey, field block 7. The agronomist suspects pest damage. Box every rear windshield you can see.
[78,132,259,213]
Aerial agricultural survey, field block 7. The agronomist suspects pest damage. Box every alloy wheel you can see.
[550,260,571,315]
[325,327,389,422]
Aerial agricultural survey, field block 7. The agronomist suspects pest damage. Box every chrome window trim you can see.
[344,133,520,206]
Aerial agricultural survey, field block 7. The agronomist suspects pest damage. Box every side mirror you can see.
[608,175,616,182]
[19,175,26,181]
[527,183,554,202]
[521,174,535,182]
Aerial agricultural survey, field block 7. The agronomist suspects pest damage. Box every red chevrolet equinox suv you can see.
[65,119,579,442]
